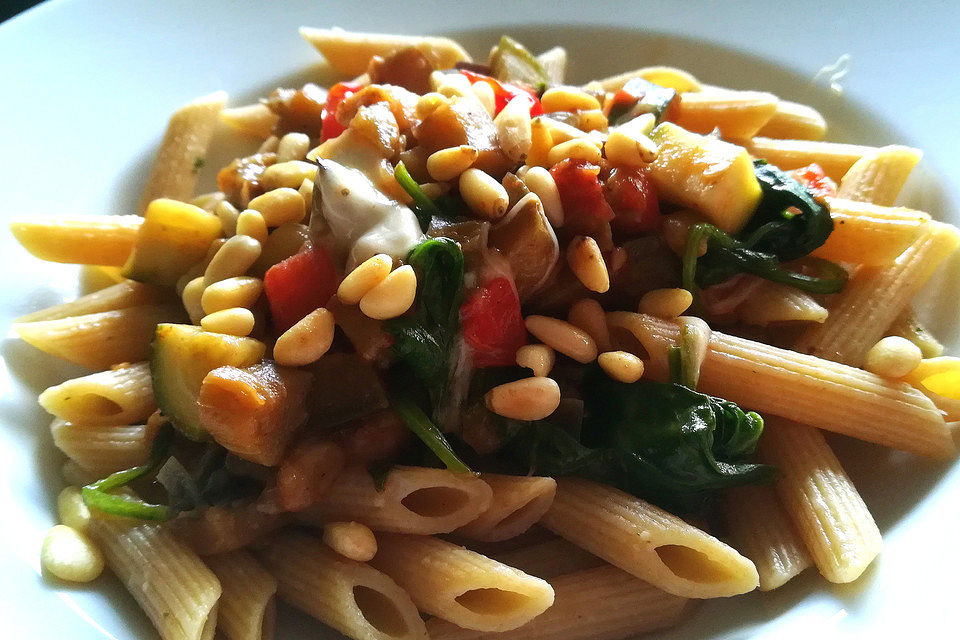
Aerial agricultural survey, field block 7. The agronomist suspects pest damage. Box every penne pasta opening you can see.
[400,486,473,518]
[352,585,412,636]
[654,544,740,584]
[454,588,532,616]
[68,393,124,417]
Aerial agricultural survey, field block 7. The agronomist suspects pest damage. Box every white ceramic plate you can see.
[2,1,959,638]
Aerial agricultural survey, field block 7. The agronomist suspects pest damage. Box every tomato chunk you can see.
[790,163,837,201]
[459,70,544,116]
[460,277,527,368]
[550,159,615,235]
[320,81,363,142]
[604,166,661,233]
[264,247,341,333]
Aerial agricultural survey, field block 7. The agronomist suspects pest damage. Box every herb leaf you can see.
[391,395,471,473]
[394,161,439,231]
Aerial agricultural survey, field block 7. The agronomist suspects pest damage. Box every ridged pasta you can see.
[608,312,956,458]
[454,474,556,542]
[88,517,221,640]
[10,215,143,266]
[260,531,428,640]
[592,65,701,93]
[16,280,168,323]
[812,198,930,266]
[39,362,155,426]
[490,538,603,580]
[736,281,828,325]
[50,419,155,476]
[299,27,471,76]
[540,478,759,598]
[205,551,277,640]
[221,104,279,139]
[672,89,779,140]
[743,137,875,182]
[758,418,882,583]
[887,306,943,358]
[755,99,827,140]
[837,145,923,206]
[370,533,555,632]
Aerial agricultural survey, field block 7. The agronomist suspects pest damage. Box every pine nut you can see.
[524,315,598,363]
[598,351,645,383]
[338,253,393,305]
[662,210,708,257]
[526,117,554,167]
[547,137,602,166]
[460,168,509,221]
[247,187,306,226]
[521,166,564,227]
[416,91,448,118]
[864,336,922,378]
[435,72,475,100]
[639,288,693,318]
[200,307,256,336]
[576,109,609,132]
[274,307,335,367]
[261,160,317,190]
[215,200,239,236]
[201,276,263,313]
[258,134,279,154]
[41,525,104,583]
[605,125,659,169]
[567,298,612,352]
[182,276,206,324]
[57,486,91,533]
[542,118,590,144]
[495,95,534,163]
[485,376,561,421]
[541,86,602,112]
[359,265,417,320]
[427,145,479,182]
[621,112,656,137]
[191,191,225,212]
[204,235,262,285]
[516,344,555,377]
[277,132,311,162]
[323,521,378,562]
[472,81,496,117]
[235,209,269,243]
[420,182,450,200]
[567,236,610,293]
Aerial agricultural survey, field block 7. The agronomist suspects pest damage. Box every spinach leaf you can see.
[392,395,471,473]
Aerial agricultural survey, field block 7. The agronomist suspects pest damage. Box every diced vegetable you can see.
[550,159,615,235]
[790,163,837,200]
[307,351,391,426]
[459,69,544,116]
[413,97,513,177]
[122,199,222,286]
[263,246,341,333]
[266,84,329,138]
[151,324,266,439]
[276,439,346,511]
[487,35,549,88]
[605,77,678,126]
[320,81,362,142]
[487,193,559,299]
[460,277,527,367]
[604,166,661,233]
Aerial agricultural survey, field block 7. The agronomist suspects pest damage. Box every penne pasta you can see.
[725,485,812,590]
[39,362,155,426]
[592,66,701,93]
[299,26,471,76]
[837,145,923,206]
[299,465,493,535]
[370,533,555,632]
[609,311,956,458]
[887,306,943,358]
[811,197,931,266]
[206,551,278,640]
[10,214,143,266]
[540,478,759,598]
[671,89,779,140]
[139,91,228,213]
[743,137,876,182]
[490,538,603,580]
[736,281,828,325]
[50,418,156,476]
[88,517,221,640]
[755,99,827,140]
[795,221,960,367]
[758,418,882,583]
[16,280,168,323]
[425,564,687,640]
[260,531,428,640]
[454,474,556,542]
[13,303,183,370]
[221,103,279,139]
[79,264,127,294]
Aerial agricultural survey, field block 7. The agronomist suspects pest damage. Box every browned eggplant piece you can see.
[488,193,559,300]
[414,96,514,177]
[367,47,437,94]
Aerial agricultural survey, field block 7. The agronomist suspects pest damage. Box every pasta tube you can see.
[887,306,944,358]
[736,281,828,325]
[10,214,143,266]
[755,99,827,140]
[454,474,556,542]
[811,198,930,266]
[205,551,277,640]
[50,419,156,476]
[671,89,779,140]
[299,27,471,76]
[837,145,923,206]
[592,66,701,93]
[15,280,168,323]
[490,538,603,580]
[40,362,155,426]
[743,137,875,182]
[221,103,279,139]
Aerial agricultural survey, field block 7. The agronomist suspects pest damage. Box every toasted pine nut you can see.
[201,276,263,314]
[248,187,306,226]
[485,376,562,421]
[567,298,612,352]
[41,525,104,583]
[277,132,311,162]
[567,236,610,293]
[359,265,417,320]
[598,351,645,383]
[200,307,256,336]
[524,315,598,363]
[662,210,708,257]
[235,209,268,243]
[639,288,693,318]
[541,86,602,113]
[472,81,496,117]
[864,336,922,378]
[299,178,315,207]
[258,135,279,154]
[526,117,554,168]
[274,307,335,367]
[416,91,448,118]
[547,137,602,166]
[204,235,262,285]
[516,344,555,377]
[435,72,474,100]
[420,182,450,200]
[338,253,393,305]
[460,169,509,221]
[427,145,479,182]
[191,191,225,212]
[576,109,609,133]
[261,160,317,191]
[215,200,239,236]
[605,127,659,168]
[323,521,378,562]
[182,276,206,324]
[521,166,564,227]
[57,487,91,533]
[495,95,534,163]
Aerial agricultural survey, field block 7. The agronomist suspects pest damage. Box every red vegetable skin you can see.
[264,247,341,333]
[790,163,837,200]
[460,277,527,367]
[604,166,661,233]
[320,81,363,142]
[550,159,615,235]
[459,70,544,116]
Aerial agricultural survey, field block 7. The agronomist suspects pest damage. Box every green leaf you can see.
[488,36,548,87]
[391,395,472,473]
[394,161,439,231]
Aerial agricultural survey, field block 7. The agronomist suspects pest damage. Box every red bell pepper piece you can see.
[604,166,661,233]
[460,277,527,368]
[550,158,615,235]
[790,163,837,201]
[319,81,363,142]
[459,70,544,116]
[264,247,341,332]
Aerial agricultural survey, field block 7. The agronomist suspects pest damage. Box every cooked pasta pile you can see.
[13,26,960,640]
